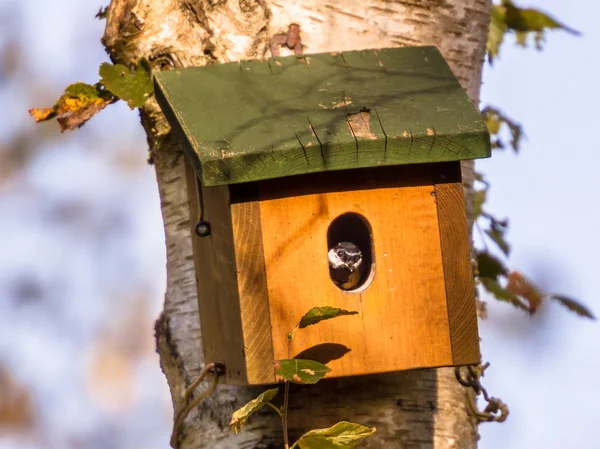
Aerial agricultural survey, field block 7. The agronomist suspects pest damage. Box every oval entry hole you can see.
[327,213,375,293]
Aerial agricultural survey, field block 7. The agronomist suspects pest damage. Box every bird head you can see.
[328,241,363,273]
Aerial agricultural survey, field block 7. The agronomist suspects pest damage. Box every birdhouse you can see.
[154,46,490,385]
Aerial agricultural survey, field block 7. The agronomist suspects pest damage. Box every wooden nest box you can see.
[154,46,490,385]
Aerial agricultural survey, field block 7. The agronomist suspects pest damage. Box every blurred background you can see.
[0,1,597,449]
[0,1,170,448]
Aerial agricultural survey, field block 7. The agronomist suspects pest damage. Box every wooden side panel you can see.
[435,183,481,365]
[231,202,276,384]
[258,177,454,378]
[185,161,248,384]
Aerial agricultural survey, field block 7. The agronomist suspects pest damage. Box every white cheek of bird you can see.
[328,241,364,290]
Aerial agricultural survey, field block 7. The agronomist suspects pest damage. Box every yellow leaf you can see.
[28,107,56,122]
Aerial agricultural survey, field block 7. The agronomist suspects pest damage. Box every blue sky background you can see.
[478,1,599,447]
[0,1,597,448]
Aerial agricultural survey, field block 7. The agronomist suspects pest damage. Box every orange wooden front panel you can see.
[258,184,454,378]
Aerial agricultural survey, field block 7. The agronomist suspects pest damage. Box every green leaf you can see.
[62,82,105,99]
[275,359,331,384]
[503,0,580,35]
[487,5,508,63]
[483,217,510,257]
[229,388,280,434]
[480,277,528,312]
[474,171,490,219]
[485,228,510,257]
[476,244,594,319]
[481,106,523,153]
[476,252,532,312]
[99,59,153,109]
[293,421,376,449]
[476,251,508,280]
[550,295,596,320]
[95,6,108,19]
[298,307,359,329]
[487,1,580,62]
[474,189,487,219]
[475,171,490,187]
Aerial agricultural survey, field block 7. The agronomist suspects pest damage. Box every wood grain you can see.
[435,182,480,365]
[258,171,454,378]
[231,201,276,384]
[185,161,248,384]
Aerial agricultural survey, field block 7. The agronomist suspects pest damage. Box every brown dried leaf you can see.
[506,271,543,314]
[56,101,111,131]
[0,365,35,430]
[85,342,136,413]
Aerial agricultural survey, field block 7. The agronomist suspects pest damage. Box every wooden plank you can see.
[154,46,490,186]
[435,182,481,365]
[184,161,248,384]
[230,200,276,384]
[244,163,456,202]
[257,168,454,378]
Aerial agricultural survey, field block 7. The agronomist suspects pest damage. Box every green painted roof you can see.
[154,46,490,186]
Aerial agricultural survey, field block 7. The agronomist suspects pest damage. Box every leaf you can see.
[503,0,581,35]
[506,271,543,314]
[477,252,531,312]
[298,307,359,329]
[485,228,510,257]
[29,82,114,131]
[95,6,108,19]
[476,247,594,319]
[480,277,529,312]
[483,217,510,257]
[29,107,56,122]
[476,251,508,280]
[294,421,376,449]
[481,107,523,153]
[275,359,331,384]
[29,59,153,131]
[474,189,487,219]
[487,1,580,62]
[99,59,153,109]
[487,5,508,63]
[550,295,596,320]
[475,171,490,187]
[229,388,279,434]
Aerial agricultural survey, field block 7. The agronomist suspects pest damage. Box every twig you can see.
[170,363,223,448]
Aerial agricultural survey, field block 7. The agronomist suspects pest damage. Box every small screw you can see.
[195,220,211,237]
[209,363,226,377]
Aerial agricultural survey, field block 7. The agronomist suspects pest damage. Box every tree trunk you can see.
[103,1,490,448]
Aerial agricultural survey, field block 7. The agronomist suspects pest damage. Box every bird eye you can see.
[337,249,344,258]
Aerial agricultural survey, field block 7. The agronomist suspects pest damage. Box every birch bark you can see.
[102,1,490,447]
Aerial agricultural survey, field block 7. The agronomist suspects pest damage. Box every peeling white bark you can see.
[103,1,490,447]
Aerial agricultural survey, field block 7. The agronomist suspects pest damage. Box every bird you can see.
[328,241,364,291]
